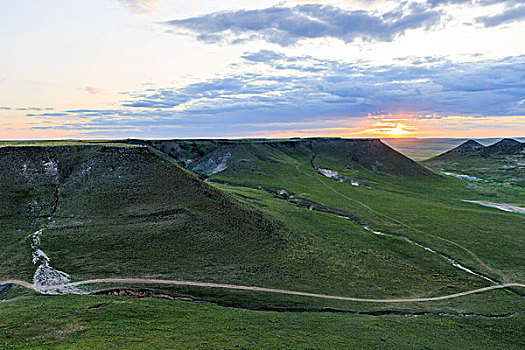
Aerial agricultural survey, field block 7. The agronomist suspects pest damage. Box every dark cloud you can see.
[476,4,525,27]
[242,50,286,63]
[27,52,525,136]
[0,107,54,111]
[425,0,472,7]
[477,0,523,6]
[118,52,525,119]
[426,0,521,7]
[165,4,443,46]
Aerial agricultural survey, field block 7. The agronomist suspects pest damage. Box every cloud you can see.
[118,52,525,119]
[85,86,104,95]
[118,0,161,15]
[26,113,70,117]
[242,50,286,63]
[476,4,525,27]
[0,107,54,111]
[426,0,522,8]
[365,119,418,135]
[477,0,523,6]
[425,0,472,7]
[165,4,443,46]
[23,52,525,137]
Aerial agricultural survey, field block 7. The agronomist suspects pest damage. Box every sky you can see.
[1,0,524,140]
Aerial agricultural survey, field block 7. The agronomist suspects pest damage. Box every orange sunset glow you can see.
[364,119,417,137]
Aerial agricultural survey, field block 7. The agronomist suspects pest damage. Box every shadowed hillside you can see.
[479,139,525,156]
[148,138,436,178]
[0,145,285,284]
[428,140,485,160]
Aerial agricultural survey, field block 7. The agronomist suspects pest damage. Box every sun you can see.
[365,119,417,137]
[387,123,410,136]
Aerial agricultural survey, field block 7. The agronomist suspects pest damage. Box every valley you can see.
[1,138,524,349]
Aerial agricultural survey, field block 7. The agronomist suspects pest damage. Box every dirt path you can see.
[2,278,524,303]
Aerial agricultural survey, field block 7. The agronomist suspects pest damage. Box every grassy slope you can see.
[214,185,487,297]
[3,141,522,294]
[202,140,524,284]
[423,155,525,192]
[0,146,285,287]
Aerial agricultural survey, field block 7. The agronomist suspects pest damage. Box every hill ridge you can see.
[148,138,436,178]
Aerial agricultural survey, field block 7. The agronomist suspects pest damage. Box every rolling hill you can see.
[429,139,485,159]
[1,139,524,349]
[0,145,287,287]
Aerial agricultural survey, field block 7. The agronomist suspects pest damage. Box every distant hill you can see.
[149,138,436,178]
[309,138,435,177]
[479,138,525,156]
[456,140,485,153]
[425,139,484,161]
[428,138,524,161]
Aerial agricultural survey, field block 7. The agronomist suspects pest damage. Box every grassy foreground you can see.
[1,293,523,350]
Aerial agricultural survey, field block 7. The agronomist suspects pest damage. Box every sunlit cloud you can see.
[85,86,104,95]
[1,51,521,139]
[118,0,161,15]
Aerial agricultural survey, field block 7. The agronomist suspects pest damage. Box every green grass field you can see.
[1,292,524,350]
[1,138,523,348]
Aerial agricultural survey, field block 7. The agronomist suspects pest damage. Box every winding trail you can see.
[1,279,524,303]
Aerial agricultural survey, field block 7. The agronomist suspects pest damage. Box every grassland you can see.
[1,138,523,348]
[424,154,525,190]
[199,140,524,284]
[1,292,523,350]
